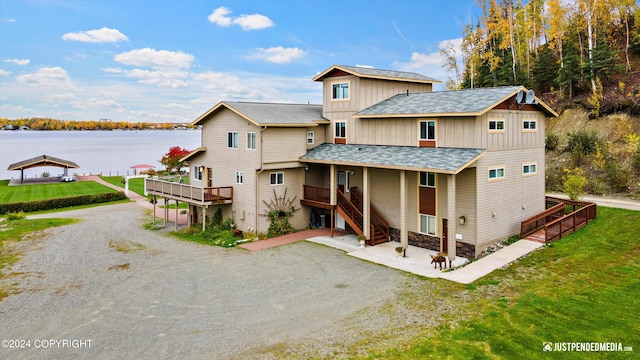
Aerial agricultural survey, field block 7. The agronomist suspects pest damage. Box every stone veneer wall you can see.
[389,227,476,258]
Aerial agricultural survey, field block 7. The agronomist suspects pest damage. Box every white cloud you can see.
[16,66,72,86]
[1,18,16,23]
[62,27,128,43]
[113,48,194,69]
[247,47,305,64]
[103,67,189,88]
[4,58,30,65]
[207,6,274,30]
[0,69,11,76]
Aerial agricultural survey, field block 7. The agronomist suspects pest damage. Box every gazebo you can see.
[7,155,80,184]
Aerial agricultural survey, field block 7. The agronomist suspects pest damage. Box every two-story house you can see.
[146,64,557,260]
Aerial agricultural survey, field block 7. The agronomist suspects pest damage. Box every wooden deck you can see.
[145,178,232,206]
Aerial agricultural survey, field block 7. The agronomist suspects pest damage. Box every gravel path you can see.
[0,203,410,359]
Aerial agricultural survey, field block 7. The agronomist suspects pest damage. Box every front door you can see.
[207,168,213,187]
[441,218,448,254]
[337,170,345,193]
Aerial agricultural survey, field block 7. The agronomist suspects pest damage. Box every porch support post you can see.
[447,174,457,261]
[330,164,336,238]
[363,167,370,239]
[400,170,407,249]
[187,204,191,227]
[329,164,336,206]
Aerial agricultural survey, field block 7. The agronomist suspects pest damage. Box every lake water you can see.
[0,130,202,180]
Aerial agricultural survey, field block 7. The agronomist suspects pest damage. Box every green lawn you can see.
[0,179,117,204]
[364,206,639,359]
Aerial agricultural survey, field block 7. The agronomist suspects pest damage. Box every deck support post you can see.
[152,195,157,225]
[175,200,179,231]
[330,165,336,238]
[400,170,407,249]
[202,206,206,232]
[163,197,167,227]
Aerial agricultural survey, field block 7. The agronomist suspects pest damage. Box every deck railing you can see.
[350,187,389,242]
[303,185,330,203]
[146,178,232,205]
[545,203,597,242]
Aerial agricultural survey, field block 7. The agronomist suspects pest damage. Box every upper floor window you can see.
[522,163,537,175]
[227,132,239,148]
[307,131,314,145]
[269,171,284,186]
[522,119,537,131]
[488,119,505,132]
[419,120,436,141]
[332,82,349,100]
[193,165,203,181]
[246,132,256,150]
[488,166,505,180]
[335,122,346,138]
[235,171,243,184]
[419,172,436,188]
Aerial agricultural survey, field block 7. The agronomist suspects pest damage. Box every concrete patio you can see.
[306,234,544,283]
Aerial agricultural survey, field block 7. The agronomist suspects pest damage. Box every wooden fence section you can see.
[520,196,596,242]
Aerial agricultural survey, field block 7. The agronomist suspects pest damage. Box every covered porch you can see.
[300,144,486,261]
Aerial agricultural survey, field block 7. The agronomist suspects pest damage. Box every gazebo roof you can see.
[7,155,80,171]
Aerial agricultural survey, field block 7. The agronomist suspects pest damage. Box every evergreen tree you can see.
[532,44,560,93]
[556,38,581,100]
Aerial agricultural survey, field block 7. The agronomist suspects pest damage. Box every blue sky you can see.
[0,0,478,123]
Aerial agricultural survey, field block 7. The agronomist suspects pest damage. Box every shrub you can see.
[0,192,127,214]
[632,146,640,175]
[545,133,559,151]
[211,208,223,227]
[5,210,25,220]
[563,168,586,201]
[604,162,631,192]
[565,130,600,155]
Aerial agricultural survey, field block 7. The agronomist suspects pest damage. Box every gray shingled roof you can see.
[300,144,485,173]
[356,86,524,117]
[337,65,441,83]
[224,101,326,125]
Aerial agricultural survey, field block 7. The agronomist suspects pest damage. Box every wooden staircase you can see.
[336,187,389,246]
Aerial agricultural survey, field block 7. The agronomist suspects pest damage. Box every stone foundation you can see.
[389,227,476,258]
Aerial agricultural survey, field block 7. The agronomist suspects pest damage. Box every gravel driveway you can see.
[0,203,409,359]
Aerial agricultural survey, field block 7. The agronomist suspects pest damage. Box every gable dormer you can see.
[313,65,441,116]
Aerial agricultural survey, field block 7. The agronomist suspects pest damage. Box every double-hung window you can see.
[307,131,314,145]
[246,132,256,150]
[227,132,239,148]
[269,172,284,186]
[332,82,349,100]
[235,171,243,184]
[193,165,203,181]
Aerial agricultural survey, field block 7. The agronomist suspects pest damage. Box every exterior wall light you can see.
[459,215,466,225]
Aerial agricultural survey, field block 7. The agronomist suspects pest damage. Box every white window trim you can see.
[488,119,506,133]
[246,132,257,150]
[331,80,350,101]
[522,163,537,176]
[269,171,284,186]
[335,121,346,139]
[227,131,239,149]
[419,214,437,236]
[522,119,538,132]
[419,119,437,141]
[192,165,203,181]
[306,131,314,145]
[419,172,436,188]
[488,166,506,181]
